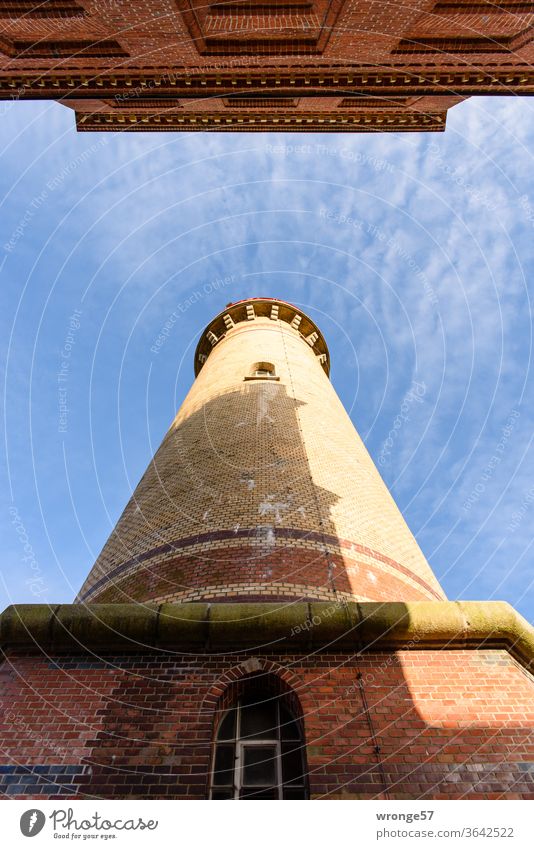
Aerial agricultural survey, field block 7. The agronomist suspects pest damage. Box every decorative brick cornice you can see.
[1,601,533,673]
[2,65,533,134]
[1,69,533,99]
[75,110,446,133]
[1,0,533,132]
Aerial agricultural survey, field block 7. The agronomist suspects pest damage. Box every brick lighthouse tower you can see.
[1,297,533,800]
[78,297,444,608]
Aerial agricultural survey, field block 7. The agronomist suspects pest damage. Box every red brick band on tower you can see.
[78,297,445,606]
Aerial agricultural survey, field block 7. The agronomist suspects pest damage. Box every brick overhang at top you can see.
[0,1,533,133]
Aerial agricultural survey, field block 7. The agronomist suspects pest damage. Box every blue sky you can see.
[1,97,533,621]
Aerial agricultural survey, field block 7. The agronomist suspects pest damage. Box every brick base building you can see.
[1,602,533,799]
[1,298,533,799]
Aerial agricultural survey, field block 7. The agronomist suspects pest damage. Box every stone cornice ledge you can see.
[1,601,533,673]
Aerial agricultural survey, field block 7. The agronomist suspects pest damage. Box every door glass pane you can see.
[240,697,277,739]
[240,787,278,799]
[217,708,236,740]
[242,745,277,785]
[281,743,304,784]
[283,787,307,799]
[213,744,235,786]
[212,789,234,799]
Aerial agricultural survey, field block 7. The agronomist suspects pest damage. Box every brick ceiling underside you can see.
[0,0,533,132]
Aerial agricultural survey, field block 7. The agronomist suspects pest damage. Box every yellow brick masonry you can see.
[78,298,445,603]
[152,583,374,604]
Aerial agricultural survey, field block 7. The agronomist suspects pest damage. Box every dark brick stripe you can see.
[79,527,443,602]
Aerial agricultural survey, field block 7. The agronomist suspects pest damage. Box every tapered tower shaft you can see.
[79,298,445,605]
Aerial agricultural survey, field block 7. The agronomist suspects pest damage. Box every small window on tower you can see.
[244,362,279,381]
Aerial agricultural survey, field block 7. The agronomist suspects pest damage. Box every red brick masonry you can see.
[1,648,533,800]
